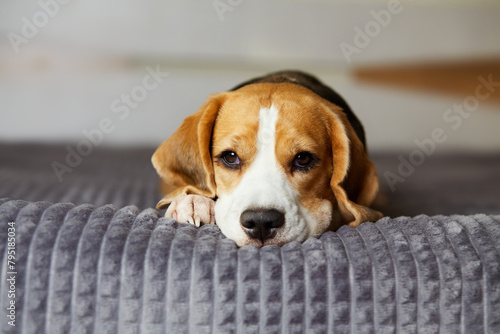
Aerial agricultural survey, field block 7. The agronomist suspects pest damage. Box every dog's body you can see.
[152,71,382,247]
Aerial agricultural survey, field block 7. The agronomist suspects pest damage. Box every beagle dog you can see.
[152,71,382,247]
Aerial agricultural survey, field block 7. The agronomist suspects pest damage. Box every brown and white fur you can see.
[152,71,382,247]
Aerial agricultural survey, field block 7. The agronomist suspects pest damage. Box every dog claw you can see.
[165,194,215,227]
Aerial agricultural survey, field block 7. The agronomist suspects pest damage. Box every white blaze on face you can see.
[214,104,316,247]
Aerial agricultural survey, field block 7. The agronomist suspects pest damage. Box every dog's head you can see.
[153,83,381,247]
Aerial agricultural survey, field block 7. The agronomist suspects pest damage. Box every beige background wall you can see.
[1,0,499,151]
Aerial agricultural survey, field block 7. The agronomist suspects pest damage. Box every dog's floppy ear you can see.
[321,100,383,226]
[152,93,225,209]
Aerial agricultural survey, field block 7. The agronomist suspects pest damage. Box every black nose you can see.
[240,209,285,241]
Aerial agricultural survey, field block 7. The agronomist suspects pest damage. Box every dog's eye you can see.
[292,151,317,172]
[219,150,240,168]
[294,152,312,167]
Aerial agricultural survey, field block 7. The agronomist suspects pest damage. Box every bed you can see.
[1,143,499,333]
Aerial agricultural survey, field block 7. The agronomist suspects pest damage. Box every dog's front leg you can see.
[165,194,216,227]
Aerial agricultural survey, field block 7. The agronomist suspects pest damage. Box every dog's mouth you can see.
[236,228,309,247]
[214,190,314,247]
[233,213,311,248]
[235,232,284,247]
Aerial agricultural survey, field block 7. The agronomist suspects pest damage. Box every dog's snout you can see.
[240,209,285,241]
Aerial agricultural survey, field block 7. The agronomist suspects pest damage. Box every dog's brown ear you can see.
[321,100,383,227]
[152,94,225,209]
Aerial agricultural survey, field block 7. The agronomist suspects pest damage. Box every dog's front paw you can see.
[165,195,215,227]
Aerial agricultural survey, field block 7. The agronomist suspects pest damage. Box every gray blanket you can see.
[1,144,499,216]
[1,144,500,333]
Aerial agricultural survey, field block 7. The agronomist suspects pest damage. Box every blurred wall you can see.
[1,0,499,151]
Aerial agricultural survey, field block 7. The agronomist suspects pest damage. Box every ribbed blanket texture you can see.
[1,144,500,333]
[1,199,499,333]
